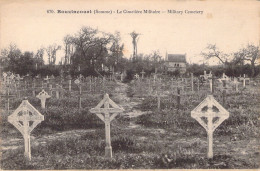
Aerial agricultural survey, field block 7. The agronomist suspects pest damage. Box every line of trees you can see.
[0,26,165,78]
[0,26,259,78]
[201,44,260,77]
[0,27,126,77]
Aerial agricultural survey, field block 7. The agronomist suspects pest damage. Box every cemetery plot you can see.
[0,73,259,170]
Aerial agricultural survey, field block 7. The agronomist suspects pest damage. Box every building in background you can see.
[164,53,187,74]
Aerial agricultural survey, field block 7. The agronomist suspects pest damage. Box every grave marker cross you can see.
[1,92,16,114]
[219,73,230,83]
[0,84,16,114]
[243,74,250,88]
[75,78,83,109]
[3,72,7,82]
[44,75,50,82]
[233,78,239,92]
[134,74,139,80]
[52,84,64,99]
[36,90,51,109]
[219,80,232,105]
[191,95,229,159]
[10,73,15,80]
[191,73,194,92]
[67,75,72,91]
[208,75,215,93]
[8,99,44,161]
[140,70,145,79]
[89,94,124,158]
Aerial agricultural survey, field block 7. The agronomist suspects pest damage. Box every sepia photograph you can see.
[0,0,259,169]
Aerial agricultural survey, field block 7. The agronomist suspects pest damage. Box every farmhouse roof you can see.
[167,54,187,63]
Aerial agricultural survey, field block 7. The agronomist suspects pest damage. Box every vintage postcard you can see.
[0,0,259,170]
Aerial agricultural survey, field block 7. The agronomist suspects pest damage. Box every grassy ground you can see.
[0,82,259,169]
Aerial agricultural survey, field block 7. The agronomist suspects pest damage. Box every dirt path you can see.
[114,81,151,116]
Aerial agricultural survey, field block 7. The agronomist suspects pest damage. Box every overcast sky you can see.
[0,0,259,65]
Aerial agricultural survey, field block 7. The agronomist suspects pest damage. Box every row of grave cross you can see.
[1,71,250,115]
[1,72,112,93]
[133,73,233,96]
[2,71,251,104]
[8,93,229,161]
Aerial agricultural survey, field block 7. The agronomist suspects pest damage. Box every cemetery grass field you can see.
[1,81,259,169]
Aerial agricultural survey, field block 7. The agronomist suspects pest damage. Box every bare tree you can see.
[63,35,73,65]
[201,44,230,65]
[130,31,141,61]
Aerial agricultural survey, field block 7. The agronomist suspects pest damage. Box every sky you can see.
[0,0,259,65]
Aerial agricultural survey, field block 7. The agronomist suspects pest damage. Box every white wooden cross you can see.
[147,78,152,95]
[10,73,15,80]
[16,74,22,81]
[102,77,107,93]
[243,74,250,88]
[0,86,16,114]
[78,74,84,80]
[191,95,229,159]
[49,75,55,86]
[200,71,212,80]
[233,77,239,92]
[134,74,139,80]
[3,72,7,82]
[75,78,82,109]
[8,99,44,161]
[44,75,50,84]
[140,70,145,79]
[67,75,72,91]
[120,73,124,81]
[36,90,51,109]
[156,78,163,110]
[52,84,64,99]
[191,73,194,92]
[32,78,36,97]
[221,73,230,81]
[153,74,157,85]
[89,77,93,93]
[89,94,124,158]
[207,74,216,93]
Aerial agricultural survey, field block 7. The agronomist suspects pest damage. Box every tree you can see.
[201,44,230,65]
[68,26,116,75]
[0,43,22,72]
[238,44,259,77]
[108,32,124,72]
[150,50,163,72]
[63,35,73,65]
[16,52,35,75]
[45,44,61,65]
[34,48,45,69]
